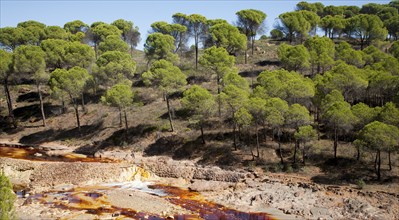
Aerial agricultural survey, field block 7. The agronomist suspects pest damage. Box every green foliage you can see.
[199,46,235,80]
[378,102,399,127]
[257,69,314,104]
[385,15,399,40]
[316,62,368,102]
[0,172,16,220]
[90,23,122,43]
[142,59,187,95]
[294,125,317,142]
[144,33,177,63]
[236,9,267,37]
[323,100,357,133]
[286,103,312,129]
[221,84,250,115]
[209,23,247,54]
[278,11,312,42]
[235,107,253,128]
[111,19,141,50]
[389,41,399,60]
[246,97,267,125]
[101,80,134,110]
[304,36,335,74]
[357,121,399,152]
[320,15,345,39]
[99,35,129,54]
[64,20,88,34]
[13,45,46,78]
[181,85,215,123]
[278,43,310,72]
[45,26,68,40]
[350,14,388,48]
[352,102,378,130]
[96,51,136,86]
[356,178,366,190]
[222,70,249,91]
[40,39,68,69]
[335,41,365,67]
[0,50,13,80]
[270,29,284,40]
[50,66,91,99]
[264,98,289,129]
[64,41,95,69]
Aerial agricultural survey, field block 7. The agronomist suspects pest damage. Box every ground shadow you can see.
[69,124,158,155]
[187,75,208,85]
[13,103,63,122]
[16,91,49,103]
[19,121,104,145]
[239,70,263,78]
[256,60,281,67]
[144,131,239,166]
[311,157,372,185]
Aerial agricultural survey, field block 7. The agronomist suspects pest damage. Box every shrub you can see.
[0,172,16,220]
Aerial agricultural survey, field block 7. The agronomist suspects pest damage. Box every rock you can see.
[34,153,43,157]
[189,180,232,192]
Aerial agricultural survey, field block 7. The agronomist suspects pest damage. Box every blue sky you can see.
[0,0,390,50]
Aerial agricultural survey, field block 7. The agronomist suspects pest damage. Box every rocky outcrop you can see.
[142,156,246,182]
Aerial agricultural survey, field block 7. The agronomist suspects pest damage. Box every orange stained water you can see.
[0,145,118,163]
[27,183,275,220]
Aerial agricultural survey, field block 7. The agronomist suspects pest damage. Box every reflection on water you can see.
[26,181,274,220]
[0,145,117,163]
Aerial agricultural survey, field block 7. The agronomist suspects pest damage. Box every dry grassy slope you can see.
[1,40,398,192]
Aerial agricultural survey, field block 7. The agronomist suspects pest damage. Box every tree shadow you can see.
[159,108,191,120]
[187,75,208,85]
[311,157,371,185]
[19,120,104,145]
[239,70,263,78]
[72,124,158,155]
[13,103,63,122]
[144,132,239,167]
[16,91,49,103]
[256,60,281,67]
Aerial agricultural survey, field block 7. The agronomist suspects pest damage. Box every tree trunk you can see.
[94,43,98,60]
[377,150,381,180]
[200,123,205,144]
[374,151,378,171]
[293,140,299,164]
[73,100,81,133]
[217,76,221,118]
[119,107,123,127]
[388,150,392,171]
[251,36,255,55]
[302,143,306,165]
[232,112,237,150]
[166,95,174,132]
[62,97,66,114]
[195,41,198,70]
[37,83,46,127]
[244,49,248,64]
[278,130,284,164]
[334,127,338,159]
[357,145,361,161]
[255,123,260,158]
[81,93,86,112]
[4,79,17,128]
[124,109,128,135]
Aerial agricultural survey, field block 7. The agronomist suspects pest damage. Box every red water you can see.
[27,184,275,220]
[0,145,117,163]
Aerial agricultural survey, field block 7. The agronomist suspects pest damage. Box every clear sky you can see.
[0,0,390,50]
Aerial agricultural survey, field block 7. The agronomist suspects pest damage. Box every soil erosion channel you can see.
[0,144,274,220]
